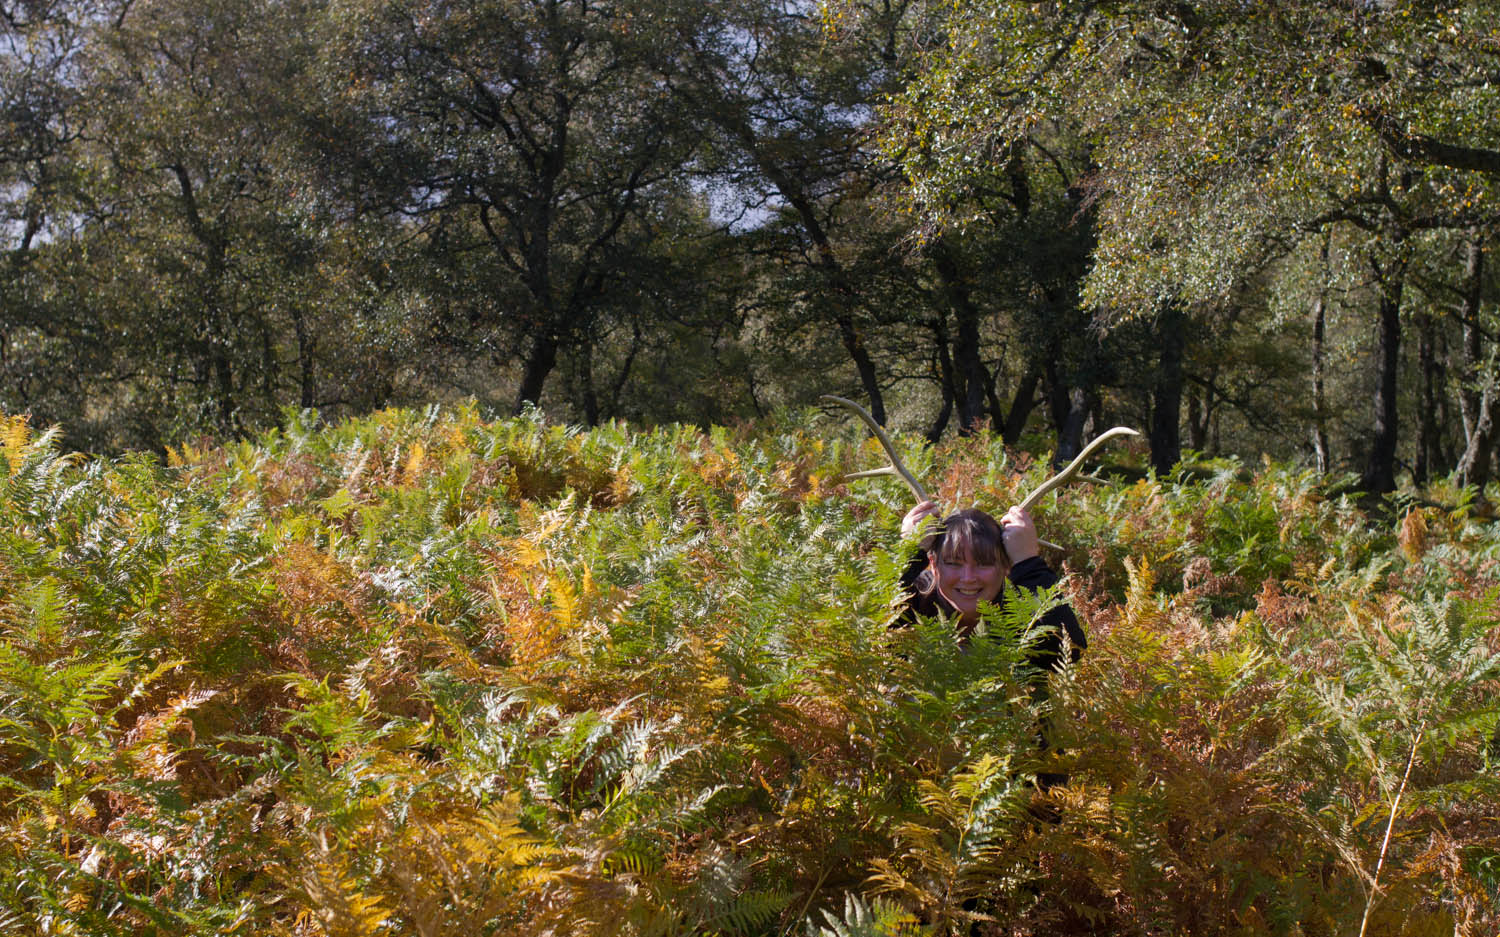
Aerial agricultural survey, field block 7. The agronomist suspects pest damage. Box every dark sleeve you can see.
[1006,556,1086,673]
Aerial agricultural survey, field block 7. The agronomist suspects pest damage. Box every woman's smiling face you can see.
[932,548,1004,621]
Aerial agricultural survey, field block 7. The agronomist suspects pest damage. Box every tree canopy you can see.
[0,0,1497,492]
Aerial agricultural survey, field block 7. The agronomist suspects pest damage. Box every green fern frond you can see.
[701,887,790,935]
[806,893,923,937]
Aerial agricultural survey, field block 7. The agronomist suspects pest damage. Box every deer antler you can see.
[1018,426,1140,512]
[821,395,929,501]
[824,394,1137,549]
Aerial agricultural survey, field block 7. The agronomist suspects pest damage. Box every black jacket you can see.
[895,553,1086,674]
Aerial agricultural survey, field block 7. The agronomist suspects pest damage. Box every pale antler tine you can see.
[1018,427,1140,513]
[825,394,1136,554]
[845,466,901,480]
[821,395,930,502]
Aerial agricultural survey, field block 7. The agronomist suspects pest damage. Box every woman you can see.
[898,501,1085,807]
[896,500,1085,674]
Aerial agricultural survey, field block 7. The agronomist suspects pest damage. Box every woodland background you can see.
[0,0,1497,493]
[4,3,1500,935]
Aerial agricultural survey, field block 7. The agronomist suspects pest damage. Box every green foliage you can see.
[1,407,1498,934]
[807,894,921,937]
[877,0,1500,306]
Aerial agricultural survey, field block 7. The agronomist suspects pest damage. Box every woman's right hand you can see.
[901,500,942,539]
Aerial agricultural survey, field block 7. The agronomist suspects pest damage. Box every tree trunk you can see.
[213,349,237,434]
[1362,260,1405,493]
[513,330,559,414]
[926,312,958,442]
[1199,378,1222,456]
[1311,238,1331,474]
[1001,368,1041,445]
[1149,305,1186,475]
[836,312,885,425]
[1055,387,1089,468]
[1188,382,1200,452]
[605,319,644,420]
[954,337,989,436]
[1047,351,1101,467]
[171,162,241,435]
[1362,161,1410,493]
[291,306,315,408]
[1456,237,1492,487]
[1438,328,1457,469]
[926,383,954,445]
[722,114,886,424]
[578,340,600,426]
[260,320,278,418]
[1045,355,1071,434]
[929,237,993,434]
[1414,310,1439,483]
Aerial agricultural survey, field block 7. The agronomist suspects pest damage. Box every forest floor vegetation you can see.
[0,405,1497,936]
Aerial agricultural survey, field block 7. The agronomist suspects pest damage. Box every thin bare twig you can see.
[1358,720,1425,937]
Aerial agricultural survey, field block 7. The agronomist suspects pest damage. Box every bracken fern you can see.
[1,407,1498,935]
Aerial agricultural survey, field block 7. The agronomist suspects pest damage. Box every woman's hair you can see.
[918,507,1006,596]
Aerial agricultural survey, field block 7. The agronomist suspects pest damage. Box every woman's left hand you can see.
[999,505,1040,564]
[901,500,942,539]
